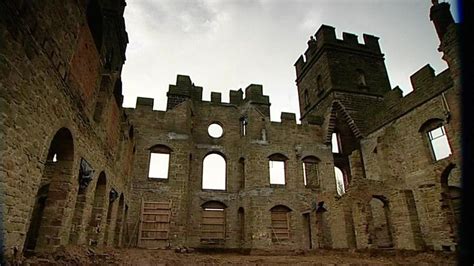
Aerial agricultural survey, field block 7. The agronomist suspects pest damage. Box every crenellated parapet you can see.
[294,25,382,79]
[366,64,453,133]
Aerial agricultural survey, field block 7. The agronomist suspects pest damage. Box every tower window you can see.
[331,132,341,153]
[334,166,346,195]
[316,75,324,95]
[428,125,452,161]
[356,69,367,86]
[240,117,248,136]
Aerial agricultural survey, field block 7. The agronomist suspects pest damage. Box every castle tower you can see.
[294,25,391,124]
[294,26,392,184]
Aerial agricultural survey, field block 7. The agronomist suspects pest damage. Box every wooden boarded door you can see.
[138,201,172,248]
[201,201,226,243]
[270,205,291,242]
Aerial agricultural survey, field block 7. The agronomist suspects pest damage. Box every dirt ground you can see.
[14,246,457,265]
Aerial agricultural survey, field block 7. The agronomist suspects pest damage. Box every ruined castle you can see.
[0,0,461,259]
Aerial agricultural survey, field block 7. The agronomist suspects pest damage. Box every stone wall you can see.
[0,0,133,258]
[0,0,462,260]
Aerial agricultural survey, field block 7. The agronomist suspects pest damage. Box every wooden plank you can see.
[141,229,170,232]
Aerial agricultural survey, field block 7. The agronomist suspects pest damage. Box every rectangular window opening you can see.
[148,153,170,179]
[428,126,452,161]
[269,160,285,185]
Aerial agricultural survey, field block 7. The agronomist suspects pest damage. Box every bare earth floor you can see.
[17,246,457,265]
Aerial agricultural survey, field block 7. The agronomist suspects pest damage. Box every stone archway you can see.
[24,128,75,253]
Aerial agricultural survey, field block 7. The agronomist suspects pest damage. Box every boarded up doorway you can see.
[138,201,172,248]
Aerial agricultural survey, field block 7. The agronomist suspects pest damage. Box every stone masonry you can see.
[0,0,462,261]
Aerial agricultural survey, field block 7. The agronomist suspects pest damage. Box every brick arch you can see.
[149,144,173,154]
[267,153,289,161]
[325,101,363,144]
[418,117,445,132]
[87,172,108,247]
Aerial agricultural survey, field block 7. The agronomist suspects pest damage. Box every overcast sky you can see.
[121,0,459,122]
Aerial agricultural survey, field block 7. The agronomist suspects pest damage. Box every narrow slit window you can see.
[148,153,170,179]
[302,163,307,186]
[240,117,248,136]
[331,133,341,153]
[428,126,452,161]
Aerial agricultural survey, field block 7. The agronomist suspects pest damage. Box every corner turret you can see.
[430,0,455,42]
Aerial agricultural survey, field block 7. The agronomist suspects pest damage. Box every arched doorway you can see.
[87,172,107,246]
[24,128,75,253]
[441,163,461,242]
[369,196,393,248]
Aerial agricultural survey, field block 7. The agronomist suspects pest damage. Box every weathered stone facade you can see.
[0,0,461,261]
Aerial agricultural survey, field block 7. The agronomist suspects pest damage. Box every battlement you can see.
[295,25,382,78]
[410,64,435,91]
[244,84,270,105]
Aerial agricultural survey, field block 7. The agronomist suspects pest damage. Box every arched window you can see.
[201,201,226,242]
[148,145,172,179]
[334,166,345,195]
[268,153,288,185]
[302,156,320,188]
[202,153,226,190]
[419,119,452,161]
[369,196,393,248]
[270,205,292,241]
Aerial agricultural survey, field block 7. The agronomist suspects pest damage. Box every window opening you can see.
[148,145,172,179]
[240,117,248,136]
[428,125,452,161]
[317,75,323,95]
[208,123,223,138]
[334,166,345,195]
[269,161,285,185]
[331,132,341,153]
[303,163,307,186]
[148,153,170,179]
[202,153,226,190]
[357,69,367,86]
[303,156,320,188]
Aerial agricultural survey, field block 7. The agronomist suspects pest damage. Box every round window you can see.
[208,123,223,138]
